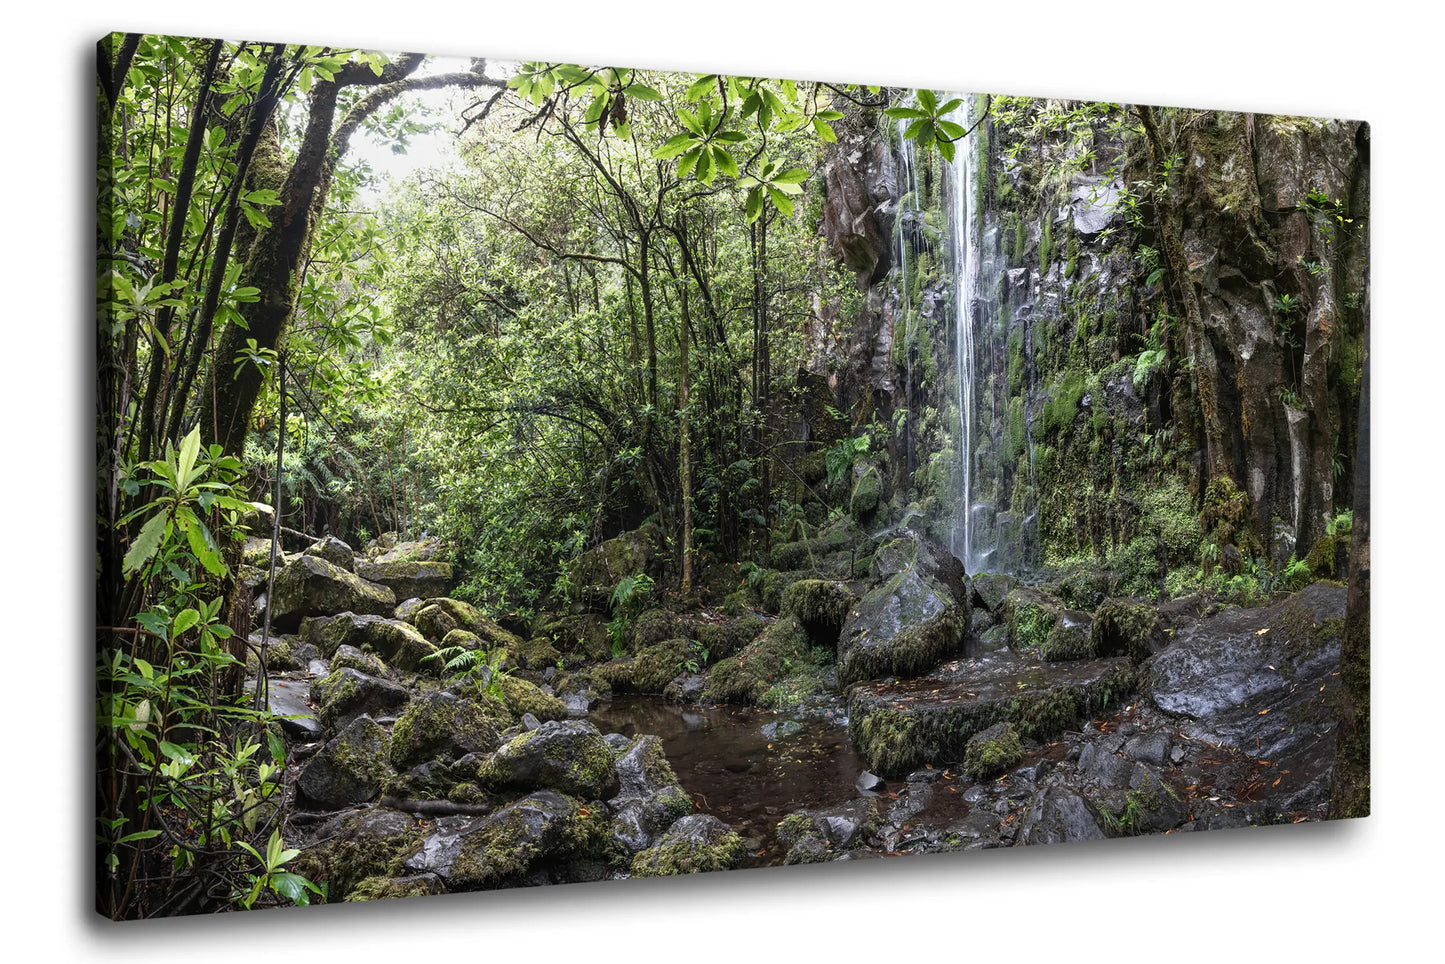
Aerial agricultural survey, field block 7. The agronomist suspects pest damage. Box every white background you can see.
[9,1,1439,959]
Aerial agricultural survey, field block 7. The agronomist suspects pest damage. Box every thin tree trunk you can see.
[679,285,693,594]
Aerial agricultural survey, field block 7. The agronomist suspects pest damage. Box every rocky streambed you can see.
[242,519,1352,902]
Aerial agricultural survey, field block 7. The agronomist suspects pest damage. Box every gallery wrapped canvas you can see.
[95,31,1369,920]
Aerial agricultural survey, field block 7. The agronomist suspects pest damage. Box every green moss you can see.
[850,467,882,520]
[593,637,692,693]
[1039,216,1054,268]
[1005,590,1058,653]
[344,876,438,902]
[1007,331,1025,398]
[1091,598,1159,662]
[1040,615,1095,661]
[703,615,811,705]
[779,580,853,637]
[776,813,815,846]
[962,722,1025,778]
[629,824,746,877]
[695,615,764,660]
[1003,396,1027,464]
[389,695,498,770]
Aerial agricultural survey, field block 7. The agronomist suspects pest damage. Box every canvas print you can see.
[95,32,1370,919]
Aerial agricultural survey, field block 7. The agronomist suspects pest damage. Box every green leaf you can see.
[117,829,163,844]
[811,117,837,143]
[653,133,694,160]
[917,89,937,113]
[745,187,763,224]
[712,145,739,179]
[623,83,661,101]
[1146,268,1166,286]
[772,168,808,185]
[883,106,928,121]
[685,74,717,102]
[172,608,200,637]
[677,147,702,179]
[677,108,702,135]
[695,144,714,184]
[122,512,168,575]
[175,427,202,492]
[767,186,794,217]
[937,138,956,162]
[936,119,967,140]
[938,97,965,115]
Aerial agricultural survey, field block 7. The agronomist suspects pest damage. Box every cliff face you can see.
[813,96,1367,589]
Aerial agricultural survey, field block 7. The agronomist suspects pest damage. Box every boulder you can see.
[629,814,747,877]
[389,691,502,771]
[354,559,454,602]
[837,533,968,686]
[270,555,395,631]
[298,715,392,809]
[1041,609,1095,661]
[292,807,419,902]
[301,613,436,672]
[779,580,855,645]
[477,720,620,799]
[1014,786,1107,846]
[303,535,356,571]
[437,791,616,889]
[567,523,663,611]
[962,722,1025,778]
[607,735,695,854]
[310,667,408,732]
[702,615,809,705]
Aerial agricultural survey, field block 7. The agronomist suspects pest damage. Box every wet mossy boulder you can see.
[243,633,306,674]
[303,535,356,571]
[1041,610,1095,661]
[1091,598,1161,662]
[477,720,620,799]
[456,791,616,888]
[837,534,968,686]
[775,798,880,864]
[270,555,396,631]
[593,638,693,694]
[780,579,855,645]
[1003,587,1063,655]
[629,814,746,877]
[567,523,663,611]
[850,465,883,522]
[608,735,696,853]
[971,572,1020,614]
[389,691,501,771]
[331,643,387,677]
[768,518,874,578]
[631,609,681,649]
[1014,786,1107,846]
[310,667,409,732]
[298,715,393,809]
[302,613,436,672]
[694,614,766,661]
[512,634,562,671]
[962,722,1025,778]
[292,807,420,902]
[702,615,810,704]
[490,674,569,723]
[530,613,613,663]
[354,559,454,603]
[344,874,445,902]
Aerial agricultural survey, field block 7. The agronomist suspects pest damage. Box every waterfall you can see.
[943,95,1032,575]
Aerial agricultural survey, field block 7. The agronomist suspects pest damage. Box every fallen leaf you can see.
[1258,708,1271,715]
[1256,627,1270,635]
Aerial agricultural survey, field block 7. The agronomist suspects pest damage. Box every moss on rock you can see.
[1092,598,1160,662]
[702,615,811,705]
[962,722,1025,778]
[629,814,746,877]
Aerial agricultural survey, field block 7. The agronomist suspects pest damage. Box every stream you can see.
[589,695,974,865]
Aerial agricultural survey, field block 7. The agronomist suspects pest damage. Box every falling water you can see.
[942,95,1030,574]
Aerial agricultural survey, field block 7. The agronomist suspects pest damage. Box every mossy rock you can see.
[850,465,883,521]
[512,635,562,671]
[476,720,620,799]
[1091,598,1160,662]
[702,615,810,705]
[629,814,746,877]
[694,614,766,661]
[354,559,454,601]
[592,638,693,694]
[331,643,387,677]
[445,790,618,889]
[1003,587,1062,655]
[962,722,1025,778]
[631,609,680,649]
[837,566,966,687]
[609,735,697,853]
[270,555,396,631]
[297,715,393,809]
[486,674,568,724]
[291,808,421,902]
[303,535,356,571]
[303,614,437,672]
[779,580,854,645]
[310,667,408,733]
[970,573,1019,615]
[1041,610,1095,661]
[531,613,613,663]
[566,523,663,610]
[389,691,501,771]
[344,874,445,902]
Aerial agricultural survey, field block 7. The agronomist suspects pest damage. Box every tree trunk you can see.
[679,285,693,594]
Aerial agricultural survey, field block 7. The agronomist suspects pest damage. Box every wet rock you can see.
[630,814,747,877]
[270,555,396,631]
[478,720,620,799]
[389,691,501,771]
[761,720,803,740]
[302,613,436,672]
[607,735,695,854]
[1123,730,1173,767]
[294,807,418,901]
[780,579,855,645]
[663,674,707,703]
[1014,786,1107,846]
[298,715,392,809]
[1070,177,1123,237]
[837,532,968,686]
[962,722,1025,778]
[1042,610,1095,661]
[303,535,356,571]
[252,675,321,740]
[331,643,386,677]
[310,667,409,732]
[1092,598,1162,662]
[703,615,811,705]
[970,572,1019,614]
[856,771,886,793]
[906,767,944,784]
[567,523,663,611]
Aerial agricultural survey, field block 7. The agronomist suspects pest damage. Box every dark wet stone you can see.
[906,767,944,784]
[310,667,409,733]
[298,715,391,809]
[856,771,886,793]
[1124,730,1172,767]
[761,720,803,740]
[521,713,542,731]
[1014,786,1106,846]
[479,719,620,799]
